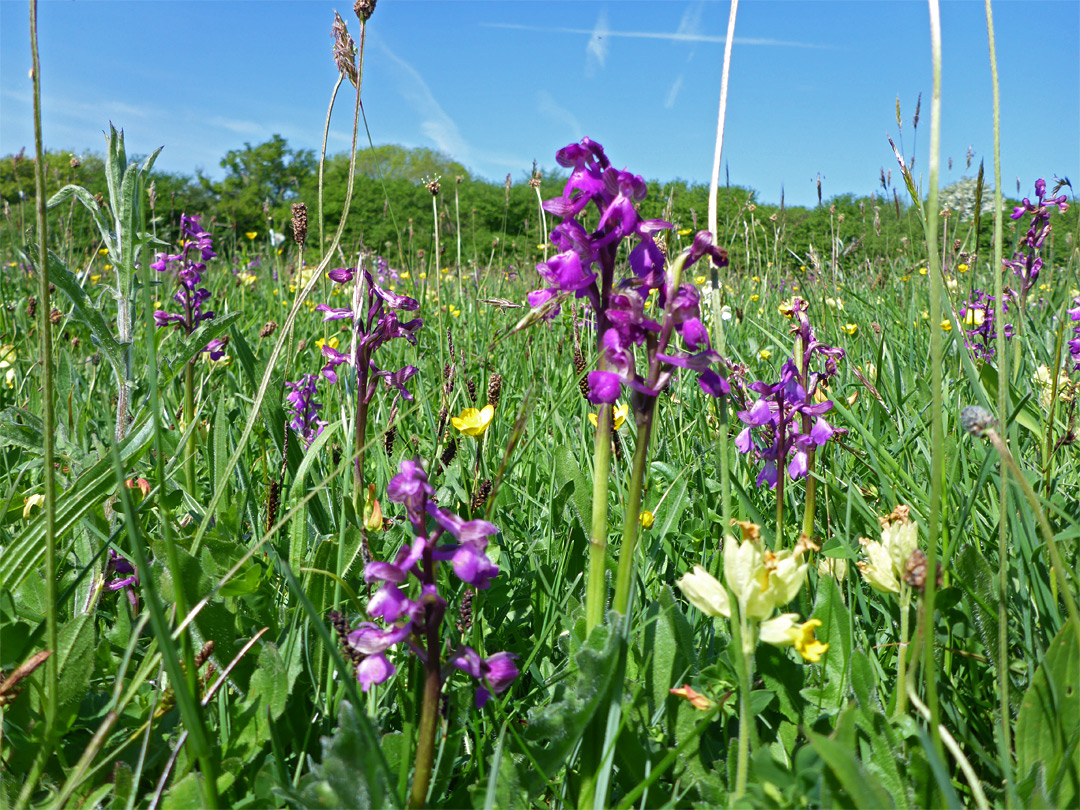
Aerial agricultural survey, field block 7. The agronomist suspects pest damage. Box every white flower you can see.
[857,506,919,594]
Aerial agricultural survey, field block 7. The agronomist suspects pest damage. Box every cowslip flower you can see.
[452,404,494,438]
[343,460,518,706]
[856,505,919,596]
[677,529,826,662]
[0,344,16,389]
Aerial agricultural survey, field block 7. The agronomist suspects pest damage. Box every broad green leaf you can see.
[0,414,155,593]
[47,184,115,255]
[1015,621,1079,808]
[553,444,592,537]
[808,728,896,809]
[159,313,243,388]
[54,613,95,708]
[280,700,393,810]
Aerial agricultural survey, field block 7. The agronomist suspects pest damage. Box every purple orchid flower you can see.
[341,460,518,700]
[1006,178,1069,302]
[152,214,225,360]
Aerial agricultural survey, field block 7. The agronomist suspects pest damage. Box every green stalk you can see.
[585,403,613,632]
[408,555,442,809]
[317,75,345,259]
[28,0,58,796]
[984,1,1012,790]
[708,272,731,578]
[184,360,197,497]
[707,0,739,238]
[454,177,463,271]
[920,0,945,758]
[732,610,756,800]
[894,584,912,717]
[612,251,688,615]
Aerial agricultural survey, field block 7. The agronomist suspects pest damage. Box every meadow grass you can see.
[1,2,1079,809]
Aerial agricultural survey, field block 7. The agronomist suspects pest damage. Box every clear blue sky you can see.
[1,1,1076,207]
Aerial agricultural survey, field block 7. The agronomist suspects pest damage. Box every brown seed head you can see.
[331,12,359,87]
[354,0,376,20]
[291,203,308,246]
[260,321,278,338]
[487,373,503,410]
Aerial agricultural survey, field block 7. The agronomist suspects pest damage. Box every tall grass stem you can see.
[708,0,739,240]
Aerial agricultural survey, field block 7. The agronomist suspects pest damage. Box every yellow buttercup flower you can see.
[918,267,928,275]
[419,272,427,280]
[842,323,857,336]
[103,264,113,272]
[900,275,910,282]
[940,320,952,332]
[315,337,340,351]
[451,404,494,438]
[98,247,109,257]
[588,402,628,430]
[245,231,258,240]
[677,228,693,236]
[639,510,655,529]
[694,275,706,285]
[957,263,968,273]
[400,271,410,280]
[90,274,101,285]
[759,349,772,360]
[964,308,985,328]
[778,299,795,318]
[750,294,760,302]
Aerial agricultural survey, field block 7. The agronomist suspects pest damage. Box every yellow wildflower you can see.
[677,228,693,236]
[940,320,952,332]
[245,231,258,240]
[90,274,101,285]
[842,323,857,336]
[103,264,112,272]
[918,267,928,275]
[589,403,629,430]
[451,404,494,438]
[750,294,760,302]
[825,297,844,310]
[778,299,795,318]
[759,349,772,360]
[957,263,968,273]
[98,247,109,257]
[964,308,985,328]
[694,275,706,285]
[315,337,340,351]
[639,510,655,529]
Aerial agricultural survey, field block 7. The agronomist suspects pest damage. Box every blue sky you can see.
[1,1,1076,207]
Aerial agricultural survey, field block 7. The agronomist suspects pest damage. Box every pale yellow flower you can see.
[825,297,844,310]
[0,344,16,389]
[817,556,848,582]
[23,493,45,519]
[964,308,985,328]
[857,507,919,595]
[759,615,829,662]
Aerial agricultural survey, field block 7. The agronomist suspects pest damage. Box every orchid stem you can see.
[585,405,613,632]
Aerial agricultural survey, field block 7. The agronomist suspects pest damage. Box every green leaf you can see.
[0,413,155,593]
[1015,621,1080,808]
[54,613,95,708]
[553,444,592,537]
[281,701,393,810]
[808,727,896,809]
[47,184,115,255]
[523,622,621,779]
[160,313,243,388]
[805,574,852,708]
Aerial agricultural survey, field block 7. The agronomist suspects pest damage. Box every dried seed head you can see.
[26,297,37,318]
[384,405,397,458]
[195,640,215,669]
[466,378,477,403]
[487,373,503,410]
[260,321,278,338]
[354,0,376,20]
[471,478,492,512]
[447,326,455,363]
[440,438,458,469]
[331,12,359,87]
[297,338,307,353]
[291,203,308,246]
[50,309,62,325]
[424,176,441,196]
[266,479,281,532]
[903,548,942,594]
[953,238,962,253]
[572,346,590,400]
[871,321,882,336]
[961,406,996,437]
[436,405,448,439]
[456,588,474,634]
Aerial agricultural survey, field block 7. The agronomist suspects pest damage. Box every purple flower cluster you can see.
[344,460,518,706]
[959,289,1015,361]
[106,549,138,608]
[285,373,327,448]
[1005,178,1069,300]
[152,215,226,359]
[528,138,729,405]
[317,267,422,404]
[735,299,844,489]
[1068,297,1080,372]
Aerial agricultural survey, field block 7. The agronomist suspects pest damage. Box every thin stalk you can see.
[585,404,613,631]
[318,75,345,258]
[708,272,730,578]
[707,0,739,239]
[894,585,912,717]
[454,178,462,271]
[24,4,58,803]
[184,361,197,496]
[986,0,1009,780]
[408,552,442,809]
[921,0,944,759]
[733,612,755,800]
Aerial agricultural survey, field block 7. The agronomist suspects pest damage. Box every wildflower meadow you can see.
[1,1,1079,809]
